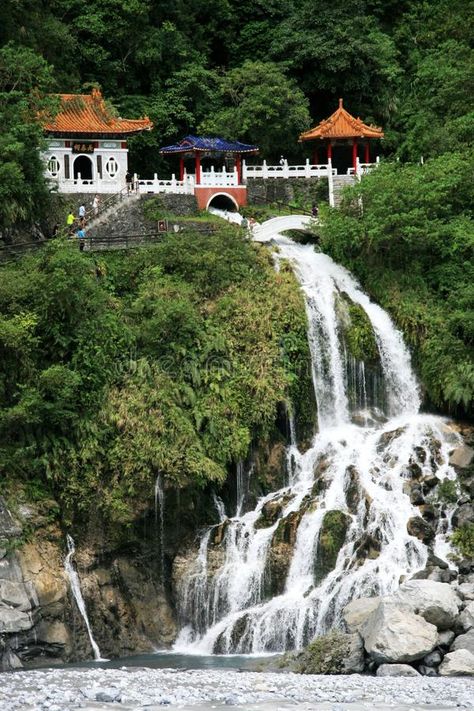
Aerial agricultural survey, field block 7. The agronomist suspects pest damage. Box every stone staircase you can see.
[332,175,356,208]
[85,192,140,233]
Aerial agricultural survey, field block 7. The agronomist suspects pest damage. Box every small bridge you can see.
[252,215,314,242]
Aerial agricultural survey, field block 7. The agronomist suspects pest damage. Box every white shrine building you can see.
[42,88,153,193]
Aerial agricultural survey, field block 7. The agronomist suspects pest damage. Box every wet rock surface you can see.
[0,667,473,710]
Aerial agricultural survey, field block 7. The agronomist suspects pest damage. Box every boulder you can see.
[361,600,438,663]
[0,607,34,633]
[452,629,474,655]
[439,649,474,676]
[449,445,474,469]
[452,504,474,529]
[423,650,442,667]
[392,579,461,630]
[0,580,31,611]
[406,516,435,544]
[376,663,420,677]
[296,631,364,674]
[343,596,381,633]
[458,583,474,601]
[456,601,474,632]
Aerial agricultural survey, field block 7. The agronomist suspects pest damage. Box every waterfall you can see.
[154,473,165,580]
[173,226,460,654]
[213,493,227,522]
[64,535,104,661]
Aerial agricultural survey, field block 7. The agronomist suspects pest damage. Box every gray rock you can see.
[361,600,438,663]
[0,580,31,610]
[423,650,442,666]
[439,649,474,676]
[456,600,474,632]
[342,597,380,633]
[0,649,23,671]
[392,579,461,630]
[80,687,122,703]
[96,688,122,703]
[452,503,474,528]
[0,607,33,633]
[458,582,474,601]
[449,445,474,468]
[418,664,438,676]
[451,629,474,654]
[437,630,455,648]
[376,663,420,677]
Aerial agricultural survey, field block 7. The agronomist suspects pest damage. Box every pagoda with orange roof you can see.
[300,99,383,173]
[42,88,153,193]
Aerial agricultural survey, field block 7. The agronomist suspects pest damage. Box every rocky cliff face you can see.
[0,498,176,671]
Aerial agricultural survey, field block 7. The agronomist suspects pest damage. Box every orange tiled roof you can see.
[43,88,153,136]
[300,99,384,141]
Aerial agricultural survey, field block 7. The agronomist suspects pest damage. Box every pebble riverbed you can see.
[0,668,473,711]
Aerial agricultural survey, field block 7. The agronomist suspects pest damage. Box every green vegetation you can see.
[321,153,474,416]
[0,230,311,529]
[314,510,351,583]
[436,479,459,504]
[451,524,474,559]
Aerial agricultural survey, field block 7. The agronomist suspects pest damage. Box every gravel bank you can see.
[0,667,473,711]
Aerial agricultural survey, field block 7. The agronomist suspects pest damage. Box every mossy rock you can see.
[314,510,351,583]
[337,292,379,365]
[296,631,362,674]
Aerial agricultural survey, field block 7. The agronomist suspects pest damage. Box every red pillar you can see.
[352,139,358,172]
[235,154,242,184]
[364,142,370,164]
[179,157,185,181]
[312,147,319,165]
[327,142,332,163]
[195,153,201,184]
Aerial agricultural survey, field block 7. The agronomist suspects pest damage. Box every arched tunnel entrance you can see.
[207,193,238,211]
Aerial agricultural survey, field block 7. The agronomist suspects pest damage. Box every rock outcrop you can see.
[360,600,438,663]
[391,579,461,630]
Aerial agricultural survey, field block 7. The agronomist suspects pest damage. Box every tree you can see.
[0,44,57,230]
[200,60,310,158]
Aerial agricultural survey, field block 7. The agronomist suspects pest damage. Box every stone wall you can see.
[246,177,329,207]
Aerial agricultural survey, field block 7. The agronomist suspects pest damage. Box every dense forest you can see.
[1,0,474,223]
[0,1,473,527]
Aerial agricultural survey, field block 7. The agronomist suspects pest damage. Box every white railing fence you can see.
[137,173,195,195]
[52,173,126,194]
[242,159,335,180]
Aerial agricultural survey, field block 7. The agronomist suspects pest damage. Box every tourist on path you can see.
[92,195,100,217]
[76,227,86,252]
[78,203,86,227]
[66,210,75,229]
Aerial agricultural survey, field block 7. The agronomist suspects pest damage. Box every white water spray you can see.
[174,218,459,654]
[64,535,105,661]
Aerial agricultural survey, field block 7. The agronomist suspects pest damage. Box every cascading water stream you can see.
[64,535,105,661]
[173,223,460,655]
[154,473,165,580]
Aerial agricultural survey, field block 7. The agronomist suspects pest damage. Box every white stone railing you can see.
[137,174,195,194]
[242,159,335,180]
[200,167,239,187]
[50,175,125,193]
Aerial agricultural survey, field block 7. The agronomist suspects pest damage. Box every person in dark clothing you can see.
[311,203,319,218]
